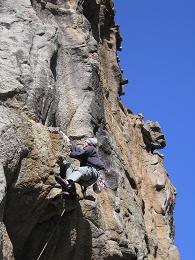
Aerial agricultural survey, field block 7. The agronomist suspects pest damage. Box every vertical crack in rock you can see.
[124,170,137,191]
[83,0,101,42]
[50,50,58,82]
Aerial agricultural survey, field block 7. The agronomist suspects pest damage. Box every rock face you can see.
[0,0,179,259]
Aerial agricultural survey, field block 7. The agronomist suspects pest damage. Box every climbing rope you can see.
[36,198,66,260]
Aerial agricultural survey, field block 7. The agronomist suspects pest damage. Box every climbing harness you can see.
[36,198,66,260]
[97,173,107,189]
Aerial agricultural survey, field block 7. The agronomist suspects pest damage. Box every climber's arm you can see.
[60,131,71,145]
[59,131,91,159]
[70,143,91,159]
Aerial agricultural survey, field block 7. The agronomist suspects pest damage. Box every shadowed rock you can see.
[142,121,166,152]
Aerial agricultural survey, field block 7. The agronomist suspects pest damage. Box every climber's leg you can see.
[65,164,83,182]
[56,166,98,198]
[60,163,71,179]
[63,164,98,184]
[65,166,92,183]
[78,166,99,187]
[55,176,76,199]
[66,180,76,199]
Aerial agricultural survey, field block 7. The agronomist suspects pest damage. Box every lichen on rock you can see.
[0,0,179,259]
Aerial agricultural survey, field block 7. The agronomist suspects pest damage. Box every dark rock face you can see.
[0,0,179,259]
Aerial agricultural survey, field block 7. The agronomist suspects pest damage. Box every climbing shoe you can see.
[55,176,76,200]
[61,191,70,199]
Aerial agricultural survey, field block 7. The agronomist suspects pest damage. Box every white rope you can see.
[36,202,66,260]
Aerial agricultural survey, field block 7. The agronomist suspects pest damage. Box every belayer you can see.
[54,131,106,199]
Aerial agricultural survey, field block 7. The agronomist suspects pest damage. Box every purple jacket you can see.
[70,142,105,171]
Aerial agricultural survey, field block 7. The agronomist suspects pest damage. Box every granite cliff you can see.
[0,0,179,259]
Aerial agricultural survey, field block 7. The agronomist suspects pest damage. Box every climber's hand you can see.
[60,131,71,144]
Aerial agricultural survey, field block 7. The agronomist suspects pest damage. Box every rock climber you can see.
[54,130,106,199]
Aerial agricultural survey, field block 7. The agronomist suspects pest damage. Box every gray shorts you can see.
[66,164,99,187]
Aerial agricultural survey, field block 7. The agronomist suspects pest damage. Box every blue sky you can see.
[114,1,195,259]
